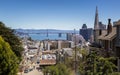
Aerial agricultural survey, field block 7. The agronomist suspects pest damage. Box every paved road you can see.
[22,69,43,75]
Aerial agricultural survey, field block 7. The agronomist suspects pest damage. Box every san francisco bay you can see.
[29,33,66,40]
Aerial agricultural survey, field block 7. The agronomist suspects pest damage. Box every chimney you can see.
[107,19,112,34]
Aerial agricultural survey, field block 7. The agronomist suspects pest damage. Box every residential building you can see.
[43,40,73,50]
[66,33,73,41]
[92,6,120,71]
[97,19,120,72]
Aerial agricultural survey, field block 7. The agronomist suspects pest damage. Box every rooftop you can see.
[40,59,56,65]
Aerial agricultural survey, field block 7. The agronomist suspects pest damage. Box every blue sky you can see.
[0,0,120,30]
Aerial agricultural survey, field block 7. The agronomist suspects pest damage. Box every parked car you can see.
[24,69,29,73]
[29,68,33,71]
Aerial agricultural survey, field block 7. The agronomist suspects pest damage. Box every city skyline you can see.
[0,0,120,30]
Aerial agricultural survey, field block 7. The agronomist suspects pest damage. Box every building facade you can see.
[97,19,120,72]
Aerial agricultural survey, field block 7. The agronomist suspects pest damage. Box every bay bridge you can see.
[16,30,76,37]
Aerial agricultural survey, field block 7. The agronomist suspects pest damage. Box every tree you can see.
[77,48,89,75]
[79,50,117,75]
[80,50,117,75]
[43,63,71,75]
[0,22,23,60]
[98,57,117,75]
[0,36,18,75]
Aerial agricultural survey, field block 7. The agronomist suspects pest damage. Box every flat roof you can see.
[40,59,56,65]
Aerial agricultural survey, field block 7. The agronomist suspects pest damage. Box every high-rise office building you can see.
[80,24,93,41]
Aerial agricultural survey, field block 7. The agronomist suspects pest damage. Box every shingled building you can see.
[98,19,120,72]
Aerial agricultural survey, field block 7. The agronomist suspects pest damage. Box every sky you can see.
[0,0,120,30]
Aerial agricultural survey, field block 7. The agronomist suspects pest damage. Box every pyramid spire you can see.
[94,6,99,29]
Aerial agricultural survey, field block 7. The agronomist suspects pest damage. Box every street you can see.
[22,69,43,75]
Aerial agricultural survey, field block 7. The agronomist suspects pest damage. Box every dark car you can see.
[29,68,33,71]
[24,69,29,73]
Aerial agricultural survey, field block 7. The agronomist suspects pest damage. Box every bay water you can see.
[29,33,66,40]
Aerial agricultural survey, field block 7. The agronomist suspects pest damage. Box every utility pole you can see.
[47,29,48,37]
[74,29,77,75]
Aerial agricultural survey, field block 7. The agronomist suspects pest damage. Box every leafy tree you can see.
[111,72,120,75]
[0,22,23,60]
[77,48,89,75]
[80,50,117,75]
[43,63,71,75]
[0,36,18,75]
[98,57,117,75]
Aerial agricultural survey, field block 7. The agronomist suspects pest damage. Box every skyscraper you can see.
[94,6,99,29]
[80,24,93,41]
[94,6,101,43]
